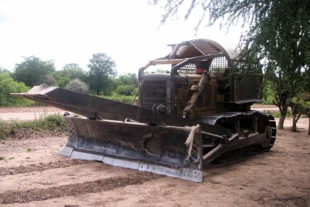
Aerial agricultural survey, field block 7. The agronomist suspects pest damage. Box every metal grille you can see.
[178,63,196,74]
[177,58,229,75]
[176,39,221,58]
[66,118,78,139]
[210,57,229,75]
[190,39,220,54]
[140,80,167,108]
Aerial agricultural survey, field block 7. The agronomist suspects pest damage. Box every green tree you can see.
[63,63,87,81]
[52,70,71,88]
[0,67,10,73]
[14,56,56,87]
[153,0,310,129]
[87,53,116,95]
[42,74,57,86]
[0,72,31,106]
[65,79,89,93]
[116,73,138,87]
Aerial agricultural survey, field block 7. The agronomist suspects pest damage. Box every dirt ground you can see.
[0,107,310,207]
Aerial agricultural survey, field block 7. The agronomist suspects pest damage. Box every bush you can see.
[101,93,135,104]
[65,79,89,93]
[0,72,34,107]
[115,85,135,96]
[0,114,66,139]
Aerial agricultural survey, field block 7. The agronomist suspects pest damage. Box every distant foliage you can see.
[115,73,138,87]
[0,114,66,139]
[42,74,57,86]
[87,53,116,95]
[63,63,87,81]
[101,93,134,104]
[14,56,56,87]
[113,73,138,96]
[116,85,136,96]
[0,67,10,73]
[65,79,89,93]
[0,72,33,107]
[52,70,71,88]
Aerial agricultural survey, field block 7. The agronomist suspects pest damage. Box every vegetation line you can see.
[0,114,66,139]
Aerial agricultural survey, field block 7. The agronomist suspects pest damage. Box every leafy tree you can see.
[42,74,57,86]
[0,72,31,107]
[153,0,310,129]
[65,79,89,93]
[63,63,87,81]
[52,70,71,88]
[87,53,116,95]
[113,73,138,96]
[116,85,136,96]
[14,56,56,87]
[0,67,10,73]
[116,73,138,87]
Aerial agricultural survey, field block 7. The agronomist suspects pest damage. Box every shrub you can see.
[0,114,66,139]
[116,85,135,96]
[0,72,34,107]
[65,79,89,93]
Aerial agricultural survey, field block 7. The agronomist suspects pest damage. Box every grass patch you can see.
[26,148,33,152]
[263,110,292,118]
[0,113,66,139]
[0,156,4,160]
[101,94,135,104]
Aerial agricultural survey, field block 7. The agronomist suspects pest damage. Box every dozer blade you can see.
[59,116,204,182]
[11,84,155,123]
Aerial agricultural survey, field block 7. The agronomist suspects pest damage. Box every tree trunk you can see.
[292,112,301,132]
[308,117,310,136]
[278,106,287,129]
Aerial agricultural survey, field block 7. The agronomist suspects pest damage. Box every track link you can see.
[199,110,277,163]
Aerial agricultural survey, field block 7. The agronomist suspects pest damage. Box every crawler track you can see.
[200,110,277,163]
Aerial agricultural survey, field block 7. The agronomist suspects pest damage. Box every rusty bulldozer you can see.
[12,39,276,182]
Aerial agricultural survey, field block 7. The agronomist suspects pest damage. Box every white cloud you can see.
[0,0,243,74]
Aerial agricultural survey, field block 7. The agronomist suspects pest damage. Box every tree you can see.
[51,63,86,88]
[42,74,57,86]
[65,79,89,93]
[153,0,310,129]
[113,73,138,96]
[14,56,56,87]
[87,53,116,95]
[0,72,31,107]
[63,63,87,81]
[116,73,138,87]
[0,67,10,73]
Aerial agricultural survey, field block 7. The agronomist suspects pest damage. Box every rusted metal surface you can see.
[65,117,202,169]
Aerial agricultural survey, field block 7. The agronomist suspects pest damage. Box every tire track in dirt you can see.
[0,172,163,204]
[0,160,87,176]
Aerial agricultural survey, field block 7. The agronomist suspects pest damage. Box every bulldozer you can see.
[12,39,276,182]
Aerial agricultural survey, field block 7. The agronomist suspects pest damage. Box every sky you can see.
[0,0,243,75]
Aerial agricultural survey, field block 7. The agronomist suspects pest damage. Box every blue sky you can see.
[0,0,243,74]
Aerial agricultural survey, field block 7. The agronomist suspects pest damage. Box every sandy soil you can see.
[0,108,309,207]
[0,106,66,121]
